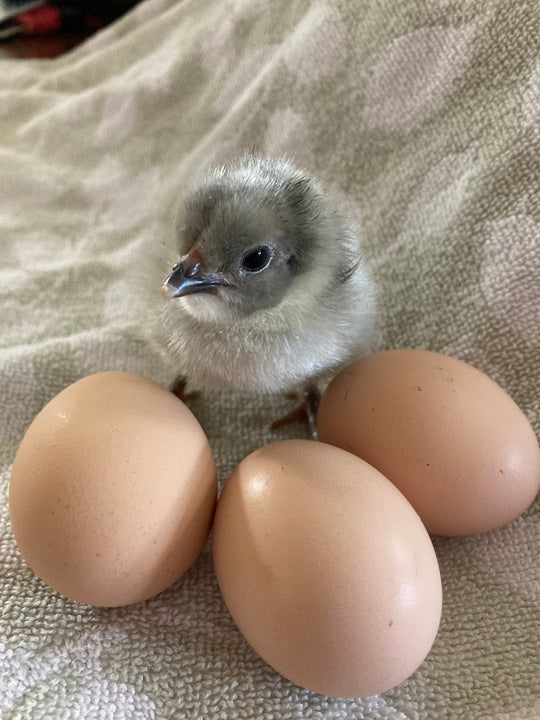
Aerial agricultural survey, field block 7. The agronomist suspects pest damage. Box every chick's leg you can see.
[270,384,320,438]
[171,375,200,404]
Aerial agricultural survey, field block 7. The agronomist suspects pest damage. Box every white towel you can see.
[1,1,538,718]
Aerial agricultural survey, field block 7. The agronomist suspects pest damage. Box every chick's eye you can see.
[241,245,273,273]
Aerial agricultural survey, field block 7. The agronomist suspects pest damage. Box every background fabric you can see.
[1,0,539,718]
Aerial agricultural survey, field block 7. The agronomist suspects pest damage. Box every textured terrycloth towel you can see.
[1,0,539,718]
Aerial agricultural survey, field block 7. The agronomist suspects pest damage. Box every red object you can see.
[14,6,62,35]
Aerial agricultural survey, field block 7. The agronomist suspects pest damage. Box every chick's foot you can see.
[270,385,320,438]
[171,375,200,404]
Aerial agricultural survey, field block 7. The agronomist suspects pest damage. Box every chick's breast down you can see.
[156,157,378,394]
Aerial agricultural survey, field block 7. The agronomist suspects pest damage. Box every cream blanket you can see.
[1,0,538,718]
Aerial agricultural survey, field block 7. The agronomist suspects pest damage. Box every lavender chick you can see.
[157,156,378,413]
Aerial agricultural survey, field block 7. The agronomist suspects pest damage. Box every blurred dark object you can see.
[0,6,61,39]
[0,0,140,56]
[0,0,139,24]
[0,1,44,24]
[62,0,140,24]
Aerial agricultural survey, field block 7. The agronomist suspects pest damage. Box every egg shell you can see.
[317,349,540,536]
[9,371,217,607]
[212,439,442,699]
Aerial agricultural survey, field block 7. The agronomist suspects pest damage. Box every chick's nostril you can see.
[179,247,205,278]
[183,262,202,278]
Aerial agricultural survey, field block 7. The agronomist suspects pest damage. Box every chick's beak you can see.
[161,252,229,300]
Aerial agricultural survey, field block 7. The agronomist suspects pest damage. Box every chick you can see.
[157,156,378,417]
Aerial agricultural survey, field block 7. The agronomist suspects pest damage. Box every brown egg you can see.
[9,371,217,607]
[317,349,540,536]
[212,439,442,699]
